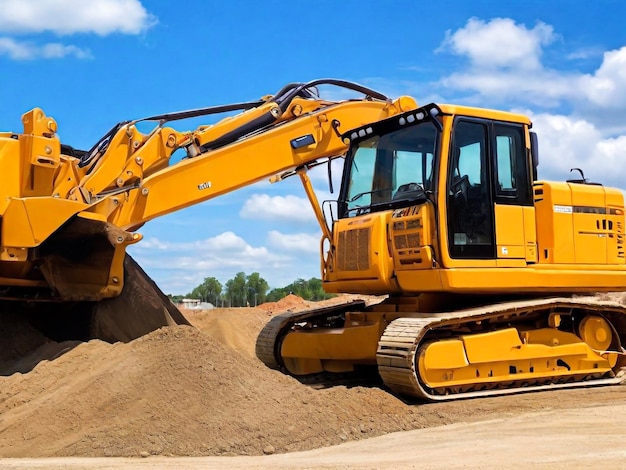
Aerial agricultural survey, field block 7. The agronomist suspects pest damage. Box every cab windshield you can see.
[341,120,438,217]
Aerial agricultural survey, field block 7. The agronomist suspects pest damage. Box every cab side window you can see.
[494,124,531,205]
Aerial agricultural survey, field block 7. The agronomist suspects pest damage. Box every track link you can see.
[377,317,433,399]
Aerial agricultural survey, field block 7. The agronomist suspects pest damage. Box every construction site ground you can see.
[1,294,626,469]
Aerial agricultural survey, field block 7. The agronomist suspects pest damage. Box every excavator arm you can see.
[0,79,417,301]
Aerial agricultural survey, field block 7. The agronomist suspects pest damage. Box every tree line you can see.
[169,272,334,307]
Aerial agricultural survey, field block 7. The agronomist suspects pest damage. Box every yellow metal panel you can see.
[437,265,626,293]
[463,328,590,363]
[535,182,626,266]
[552,184,575,263]
[422,340,469,369]
[281,322,381,361]
[497,244,526,260]
[435,114,455,269]
[282,357,323,375]
[1,200,36,247]
[391,204,435,270]
[324,211,397,293]
[462,328,522,363]
[394,269,444,294]
[440,258,498,269]
[495,257,526,267]
[523,206,537,262]
[0,137,21,209]
[535,182,575,263]
[496,245,525,259]
[418,326,613,390]
[438,104,531,126]
[2,198,87,247]
[494,204,525,248]
[605,189,625,264]
[571,183,607,264]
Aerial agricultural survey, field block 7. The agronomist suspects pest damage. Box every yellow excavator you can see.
[1,79,626,400]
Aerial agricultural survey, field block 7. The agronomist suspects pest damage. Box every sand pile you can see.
[0,323,423,457]
[2,294,626,458]
[256,294,314,314]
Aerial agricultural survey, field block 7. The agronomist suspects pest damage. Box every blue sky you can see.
[1,0,626,295]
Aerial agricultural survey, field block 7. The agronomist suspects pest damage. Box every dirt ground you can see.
[1,294,626,468]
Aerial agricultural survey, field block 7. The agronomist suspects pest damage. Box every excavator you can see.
[2,79,626,400]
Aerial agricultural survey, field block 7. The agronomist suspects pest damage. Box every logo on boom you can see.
[198,181,212,191]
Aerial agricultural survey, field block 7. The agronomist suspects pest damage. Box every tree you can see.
[225,271,247,307]
[187,285,203,301]
[200,276,222,305]
[186,273,332,307]
[265,277,333,302]
[246,272,269,306]
[186,277,222,305]
[306,277,328,300]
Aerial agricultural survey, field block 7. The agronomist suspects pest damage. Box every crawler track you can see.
[378,297,626,401]
[257,296,626,401]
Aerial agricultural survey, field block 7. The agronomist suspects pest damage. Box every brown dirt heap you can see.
[1,294,626,458]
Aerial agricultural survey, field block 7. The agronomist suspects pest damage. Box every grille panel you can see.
[338,228,370,271]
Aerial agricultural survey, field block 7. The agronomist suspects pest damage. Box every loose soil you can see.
[1,293,626,460]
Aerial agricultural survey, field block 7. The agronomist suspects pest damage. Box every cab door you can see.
[445,119,535,264]
[446,120,496,259]
[491,123,536,265]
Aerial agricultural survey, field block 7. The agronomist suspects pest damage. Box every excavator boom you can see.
[0,80,417,302]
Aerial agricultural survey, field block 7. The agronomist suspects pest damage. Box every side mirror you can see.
[530,132,539,181]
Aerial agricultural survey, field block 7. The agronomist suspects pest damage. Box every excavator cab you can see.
[323,103,533,293]
[324,101,625,296]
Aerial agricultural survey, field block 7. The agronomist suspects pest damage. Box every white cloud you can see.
[239,193,316,223]
[530,112,626,189]
[439,17,555,71]
[0,0,155,36]
[136,237,169,250]
[578,46,626,109]
[130,231,294,290]
[434,18,576,108]
[41,43,91,59]
[0,37,91,59]
[129,230,324,294]
[434,18,626,125]
[440,68,576,108]
[267,230,321,254]
[566,47,604,61]
[135,231,268,257]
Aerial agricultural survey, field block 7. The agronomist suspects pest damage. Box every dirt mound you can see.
[257,293,384,314]
[2,292,626,458]
[256,294,313,313]
[0,325,416,457]
[182,307,269,358]
[0,309,51,373]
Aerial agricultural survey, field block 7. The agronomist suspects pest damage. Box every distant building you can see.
[179,298,214,310]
